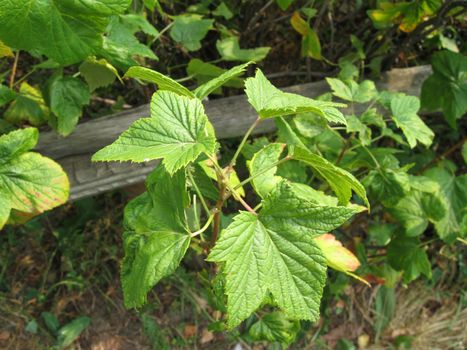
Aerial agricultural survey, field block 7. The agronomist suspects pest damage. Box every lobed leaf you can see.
[292,147,369,207]
[125,66,194,97]
[216,37,270,62]
[194,62,252,99]
[245,69,346,124]
[48,76,90,136]
[122,166,190,307]
[0,0,131,65]
[92,91,217,174]
[209,181,359,327]
[390,95,434,148]
[0,128,69,229]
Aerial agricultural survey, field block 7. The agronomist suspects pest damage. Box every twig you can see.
[387,1,467,66]
[91,96,132,109]
[9,51,19,89]
[229,117,261,168]
[420,136,466,173]
[245,0,274,33]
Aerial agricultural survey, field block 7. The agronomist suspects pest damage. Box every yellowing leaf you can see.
[314,233,360,272]
[0,40,13,57]
[290,12,309,36]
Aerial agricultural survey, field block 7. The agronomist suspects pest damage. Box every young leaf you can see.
[0,40,13,57]
[365,169,410,207]
[390,95,434,148]
[389,190,446,237]
[387,236,431,284]
[421,50,467,128]
[326,78,377,103]
[208,181,359,327]
[0,0,131,65]
[292,147,369,207]
[248,143,286,198]
[125,66,194,97]
[216,37,270,62]
[100,15,158,69]
[249,311,299,344]
[56,317,91,350]
[213,2,234,19]
[92,91,217,174]
[79,57,120,91]
[314,233,360,273]
[5,82,49,126]
[0,127,38,163]
[0,84,16,107]
[245,69,346,124]
[425,167,467,240]
[187,59,243,96]
[0,128,69,229]
[169,14,213,51]
[193,62,251,99]
[122,166,190,307]
[48,76,90,136]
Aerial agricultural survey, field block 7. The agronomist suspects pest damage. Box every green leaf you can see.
[0,84,16,107]
[0,127,38,163]
[245,69,346,123]
[41,312,60,334]
[390,95,434,148]
[387,236,431,283]
[100,15,157,70]
[57,316,91,349]
[302,29,322,60]
[248,143,285,198]
[421,51,467,128]
[425,167,467,240]
[187,59,243,95]
[48,76,90,136]
[216,37,270,62]
[366,169,410,207]
[0,128,69,229]
[125,66,194,97]
[0,0,131,65]
[389,190,446,237]
[326,78,377,103]
[346,115,372,145]
[5,82,49,126]
[120,13,159,36]
[292,147,369,207]
[374,286,395,338]
[249,311,299,344]
[92,91,216,174]
[169,14,213,51]
[122,166,190,308]
[193,62,251,99]
[213,2,234,19]
[79,57,119,91]
[276,0,294,11]
[209,181,358,327]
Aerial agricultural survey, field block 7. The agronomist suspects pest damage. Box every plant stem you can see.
[229,117,261,168]
[187,168,210,217]
[9,51,19,89]
[225,182,257,214]
[191,214,215,237]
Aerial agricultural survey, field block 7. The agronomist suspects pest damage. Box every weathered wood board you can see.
[36,65,431,200]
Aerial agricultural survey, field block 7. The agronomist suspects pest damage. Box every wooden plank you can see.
[36,65,431,200]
